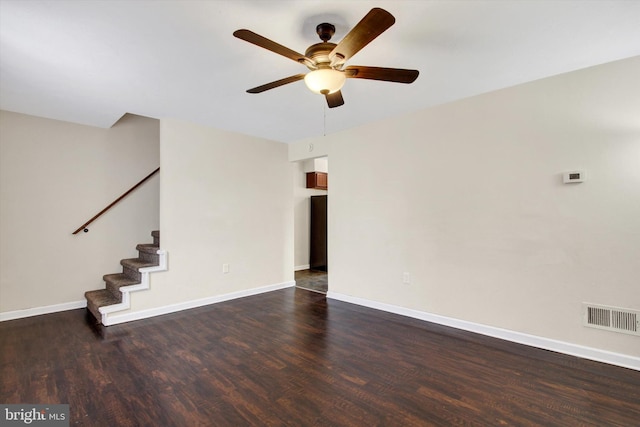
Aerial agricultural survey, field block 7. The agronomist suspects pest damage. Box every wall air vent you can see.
[583,303,640,336]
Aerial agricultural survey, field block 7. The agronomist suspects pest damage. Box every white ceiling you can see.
[1,0,639,143]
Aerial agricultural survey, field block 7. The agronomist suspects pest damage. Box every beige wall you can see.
[121,118,293,314]
[289,136,329,162]
[0,111,159,314]
[292,57,640,357]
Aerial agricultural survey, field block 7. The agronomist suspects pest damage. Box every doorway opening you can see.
[293,158,328,294]
[295,269,327,294]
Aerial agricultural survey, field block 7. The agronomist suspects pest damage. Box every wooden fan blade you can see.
[325,91,344,108]
[329,8,395,65]
[247,74,306,94]
[233,29,309,64]
[344,66,419,83]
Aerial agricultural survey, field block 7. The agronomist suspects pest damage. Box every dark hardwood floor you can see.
[1,288,639,426]
[295,269,328,293]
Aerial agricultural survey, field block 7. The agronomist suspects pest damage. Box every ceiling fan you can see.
[233,7,419,108]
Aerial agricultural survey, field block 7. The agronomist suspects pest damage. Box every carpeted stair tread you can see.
[103,273,139,300]
[103,273,139,286]
[85,289,119,305]
[121,257,157,269]
[136,243,159,254]
[85,289,120,318]
[85,289,120,322]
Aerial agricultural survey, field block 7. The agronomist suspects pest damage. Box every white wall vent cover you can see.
[583,303,640,336]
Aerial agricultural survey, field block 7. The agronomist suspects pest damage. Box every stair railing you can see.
[72,167,160,234]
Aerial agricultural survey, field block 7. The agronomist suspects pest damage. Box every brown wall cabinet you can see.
[306,172,328,190]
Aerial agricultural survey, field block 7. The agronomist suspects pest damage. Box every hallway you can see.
[294,269,327,294]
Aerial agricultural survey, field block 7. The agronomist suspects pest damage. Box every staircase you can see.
[85,230,166,325]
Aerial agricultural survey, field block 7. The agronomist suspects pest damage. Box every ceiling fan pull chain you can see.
[323,103,327,137]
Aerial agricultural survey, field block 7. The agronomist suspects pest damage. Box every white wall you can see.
[289,136,329,162]
[0,111,159,314]
[119,118,293,314]
[292,57,640,358]
[293,159,328,270]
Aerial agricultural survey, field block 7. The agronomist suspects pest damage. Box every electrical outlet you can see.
[402,272,410,284]
[222,263,230,274]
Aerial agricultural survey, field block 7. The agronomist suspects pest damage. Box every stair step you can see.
[152,230,160,246]
[104,273,140,298]
[121,257,157,269]
[85,289,120,321]
[103,272,140,285]
[136,243,159,254]
[121,257,158,281]
[136,243,160,263]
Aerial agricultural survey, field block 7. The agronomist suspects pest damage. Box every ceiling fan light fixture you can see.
[235,8,418,108]
[304,69,346,95]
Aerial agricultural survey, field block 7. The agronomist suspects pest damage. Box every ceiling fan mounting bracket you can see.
[316,23,335,42]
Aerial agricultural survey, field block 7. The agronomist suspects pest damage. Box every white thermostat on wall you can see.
[563,170,585,184]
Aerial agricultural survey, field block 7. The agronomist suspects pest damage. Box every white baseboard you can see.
[0,300,87,322]
[295,264,310,271]
[103,281,296,326]
[327,291,640,372]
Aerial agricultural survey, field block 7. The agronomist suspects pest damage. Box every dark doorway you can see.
[309,195,328,272]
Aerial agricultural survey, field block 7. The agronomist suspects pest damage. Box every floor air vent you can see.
[583,303,640,336]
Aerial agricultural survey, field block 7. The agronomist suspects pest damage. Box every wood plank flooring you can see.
[295,269,328,293]
[1,287,639,426]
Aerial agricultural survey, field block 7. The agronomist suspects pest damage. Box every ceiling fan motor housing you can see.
[304,43,337,70]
